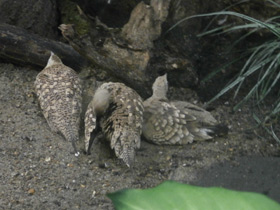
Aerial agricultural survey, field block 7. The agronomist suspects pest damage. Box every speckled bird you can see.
[35,52,82,156]
[143,74,228,145]
[84,82,144,167]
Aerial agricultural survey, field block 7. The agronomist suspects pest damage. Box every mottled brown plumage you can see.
[84,82,144,167]
[35,52,82,156]
[143,74,227,145]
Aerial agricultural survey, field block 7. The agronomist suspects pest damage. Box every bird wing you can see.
[99,82,144,166]
[84,103,97,153]
[172,101,217,125]
[143,99,197,145]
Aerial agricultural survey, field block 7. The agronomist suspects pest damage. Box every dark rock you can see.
[75,0,142,28]
[171,157,280,203]
[0,0,59,39]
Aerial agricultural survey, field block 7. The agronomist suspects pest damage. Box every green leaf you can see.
[108,181,280,210]
[167,11,280,38]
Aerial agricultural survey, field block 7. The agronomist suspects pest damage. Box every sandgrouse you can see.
[84,82,144,167]
[143,74,228,145]
[35,52,82,156]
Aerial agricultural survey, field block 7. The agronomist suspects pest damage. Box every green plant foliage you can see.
[199,10,280,141]
[167,1,280,141]
[108,181,280,210]
[169,10,280,107]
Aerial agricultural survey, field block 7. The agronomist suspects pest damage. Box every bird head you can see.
[46,52,62,68]
[91,88,111,116]
[58,24,75,39]
[152,74,168,99]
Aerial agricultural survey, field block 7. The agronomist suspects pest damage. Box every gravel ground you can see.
[0,63,279,209]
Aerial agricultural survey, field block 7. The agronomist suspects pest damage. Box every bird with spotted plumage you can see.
[34,52,82,156]
[84,82,144,167]
[143,74,228,145]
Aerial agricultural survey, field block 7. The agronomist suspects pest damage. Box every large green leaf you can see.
[108,181,280,210]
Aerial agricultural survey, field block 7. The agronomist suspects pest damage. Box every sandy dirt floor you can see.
[0,63,279,209]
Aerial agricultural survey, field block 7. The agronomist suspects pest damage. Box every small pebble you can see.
[91,190,96,198]
[11,172,19,177]
[87,160,94,165]
[98,163,108,169]
[15,102,21,108]
[45,157,51,162]
[172,63,178,69]
[28,188,35,195]
[67,163,74,167]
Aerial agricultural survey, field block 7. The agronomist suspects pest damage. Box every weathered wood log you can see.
[121,0,170,50]
[0,23,87,71]
[59,23,150,98]
[59,0,171,98]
